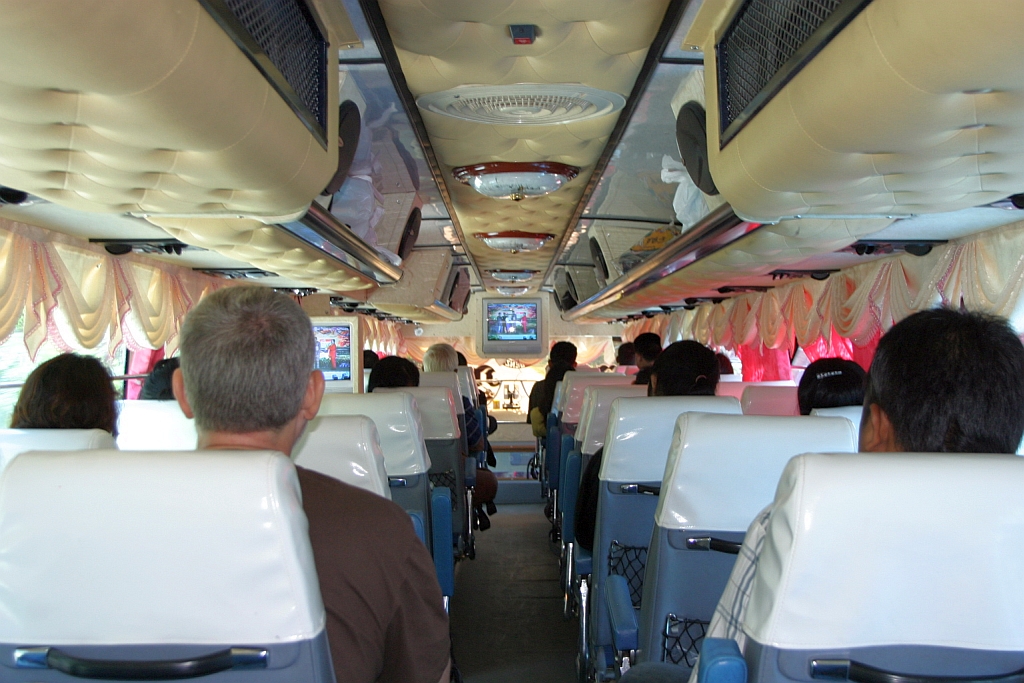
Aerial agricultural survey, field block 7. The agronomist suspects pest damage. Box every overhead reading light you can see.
[452,161,579,201]
[417,84,626,126]
[496,286,530,297]
[475,231,554,253]
[488,269,537,282]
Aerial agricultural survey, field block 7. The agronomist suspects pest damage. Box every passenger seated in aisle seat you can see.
[527,340,577,437]
[715,352,734,376]
[368,355,418,391]
[615,342,638,375]
[11,353,118,435]
[363,348,380,372]
[171,286,451,683]
[632,332,663,388]
[574,340,720,552]
[423,343,484,452]
[140,357,179,400]
[797,357,866,415]
[625,309,1024,683]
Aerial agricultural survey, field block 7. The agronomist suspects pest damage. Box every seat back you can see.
[553,380,567,416]
[293,415,390,499]
[419,373,464,415]
[639,414,857,669]
[744,452,1024,681]
[577,385,648,456]
[740,385,800,416]
[0,428,114,474]
[0,450,332,682]
[318,392,430,476]
[561,372,634,425]
[715,380,794,400]
[377,387,460,441]
[115,400,197,451]
[591,396,742,653]
[455,367,477,409]
[811,405,864,432]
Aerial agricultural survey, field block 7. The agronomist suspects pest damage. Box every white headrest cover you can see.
[716,381,794,400]
[115,400,197,451]
[562,373,634,424]
[293,415,391,499]
[578,385,648,455]
[0,428,115,474]
[811,405,864,432]
[318,393,430,475]
[0,450,323,645]
[418,373,464,415]
[377,387,460,440]
[656,414,857,531]
[456,367,478,408]
[747,453,1024,651]
[553,381,566,414]
[740,385,800,416]
[600,396,742,482]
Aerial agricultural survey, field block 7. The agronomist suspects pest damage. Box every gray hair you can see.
[423,343,458,373]
[178,286,314,433]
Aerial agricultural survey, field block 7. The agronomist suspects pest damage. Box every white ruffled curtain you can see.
[650,220,1024,351]
[0,218,233,359]
[361,318,404,357]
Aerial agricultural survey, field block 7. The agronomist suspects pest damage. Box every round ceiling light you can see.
[475,231,554,253]
[417,84,626,126]
[453,161,579,201]
[495,286,530,297]
[488,269,537,283]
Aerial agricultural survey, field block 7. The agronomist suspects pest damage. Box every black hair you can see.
[538,361,574,417]
[362,349,379,371]
[716,353,734,375]
[549,341,577,366]
[650,341,719,397]
[368,356,415,392]
[865,308,1024,453]
[401,358,420,386]
[456,351,468,366]
[140,357,180,400]
[616,342,636,366]
[633,333,663,363]
[798,358,865,415]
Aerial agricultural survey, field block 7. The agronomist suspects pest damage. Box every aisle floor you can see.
[450,504,578,683]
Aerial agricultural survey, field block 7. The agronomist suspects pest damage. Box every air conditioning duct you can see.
[565,265,601,304]
[369,250,463,322]
[552,268,577,312]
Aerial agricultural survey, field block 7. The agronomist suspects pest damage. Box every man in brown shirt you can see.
[172,285,451,683]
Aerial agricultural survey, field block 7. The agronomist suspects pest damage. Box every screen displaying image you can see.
[313,325,352,381]
[486,302,539,342]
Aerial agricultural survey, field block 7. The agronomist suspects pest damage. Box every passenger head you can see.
[649,341,719,397]
[633,333,662,369]
[797,358,865,415]
[549,341,577,368]
[401,358,420,386]
[140,357,180,400]
[362,349,379,371]
[861,308,1024,454]
[423,343,459,373]
[11,353,118,435]
[616,342,636,366]
[456,351,468,366]
[176,286,317,434]
[716,352,734,375]
[368,356,416,392]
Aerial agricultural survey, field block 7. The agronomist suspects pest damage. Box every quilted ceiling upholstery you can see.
[692,0,1024,222]
[377,0,671,288]
[0,0,338,220]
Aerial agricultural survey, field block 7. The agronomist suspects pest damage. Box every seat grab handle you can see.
[15,646,267,679]
[619,484,661,496]
[686,536,742,554]
[811,659,1024,683]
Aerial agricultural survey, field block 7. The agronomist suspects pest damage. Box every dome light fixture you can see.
[452,161,579,201]
[488,269,537,283]
[474,231,554,253]
[417,84,626,126]
[495,286,530,297]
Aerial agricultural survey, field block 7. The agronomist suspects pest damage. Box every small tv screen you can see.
[313,324,352,381]
[486,301,539,342]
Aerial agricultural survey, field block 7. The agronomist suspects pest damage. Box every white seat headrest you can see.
[577,385,648,455]
[455,367,478,408]
[656,414,857,532]
[419,372,465,415]
[561,372,634,424]
[552,381,566,414]
[293,415,391,499]
[740,385,800,416]
[716,381,795,400]
[811,405,864,432]
[747,452,1024,652]
[318,392,430,475]
[0,428,115,474]
[115,400,197,451]
[0,450,323,645]
[376,387,460,440]
[600,396,742,482]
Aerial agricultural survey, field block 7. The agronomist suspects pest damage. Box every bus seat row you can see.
[0,428,114,474]
[0,449,334,682]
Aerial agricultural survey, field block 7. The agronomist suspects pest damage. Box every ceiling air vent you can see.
[417,85,625,126]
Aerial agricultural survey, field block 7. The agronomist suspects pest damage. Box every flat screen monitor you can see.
[311,316,362,393]
[480,298,545,358]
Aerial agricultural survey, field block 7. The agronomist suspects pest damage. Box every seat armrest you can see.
[605,574,638,652]
[430,488,454,598]
[697,638,746,683]
[574,546,592,577]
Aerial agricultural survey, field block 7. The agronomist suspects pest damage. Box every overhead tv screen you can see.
[313,323,352,381]
[480,298,545,357]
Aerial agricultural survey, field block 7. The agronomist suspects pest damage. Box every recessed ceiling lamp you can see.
[452,161,579,201]
[417,84,626,126]
[496,286,530,297]
[475,231,554,254]
[488,269,537,283]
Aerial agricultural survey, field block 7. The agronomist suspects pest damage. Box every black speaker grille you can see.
[220,0,328,134]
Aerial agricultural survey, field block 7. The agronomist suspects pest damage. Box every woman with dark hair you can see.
[367,356,418,392]
[798,357,866,415]
[11,353,118,435]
